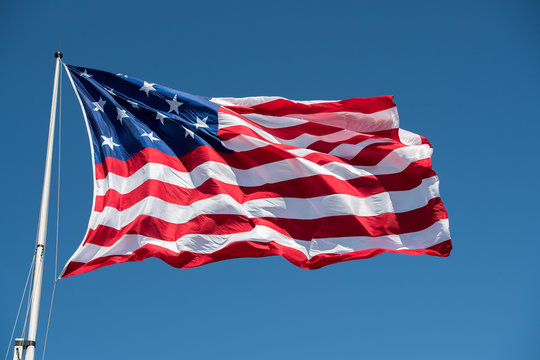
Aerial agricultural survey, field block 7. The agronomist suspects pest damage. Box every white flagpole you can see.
[23,51,63,360]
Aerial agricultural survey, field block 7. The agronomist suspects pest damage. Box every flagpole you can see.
[23,51,63,360]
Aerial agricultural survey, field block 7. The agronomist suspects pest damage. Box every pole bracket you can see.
[35,244,45,256]
[14,340,36,348]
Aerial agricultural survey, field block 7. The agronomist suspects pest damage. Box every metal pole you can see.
[24,51,63,360]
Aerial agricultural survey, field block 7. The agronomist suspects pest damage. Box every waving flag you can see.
[61,64,451,278]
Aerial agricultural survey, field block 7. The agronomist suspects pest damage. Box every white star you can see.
[166,94,183,114]
[195,116,209,129]
[105,88,115,96]
[141,131,160,142]
[183,126,195,138]
[139,81,156,97]
[127,99,140,109]
[116,108,129,124]
[92,97,106,112]
[101,136,119,150]
[81,69,92,78]
[156,112,168,125]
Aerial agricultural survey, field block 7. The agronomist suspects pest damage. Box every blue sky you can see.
[1,0,539,359]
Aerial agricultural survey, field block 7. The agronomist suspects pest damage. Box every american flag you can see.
[61,65,451,278]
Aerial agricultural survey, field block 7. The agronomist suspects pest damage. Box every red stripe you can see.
[351,141,409,166]
[94,157,436,213]
[216,112,426,166]
[218,120,411,164]
[96,144,311,179]
[237,119,342,141]
[218,111,432,162]
[219,107,402,145]
[60,238,451,278]
[221,127,417,169]
[218,123,281,143]
[87,197,448,247]
[304,133,389,154]
[219,106,402,143]
[222,108,348,140]
[94,175,383,212]
[222,96,396,116]
[218,124,422,169]
[95,140,431,181]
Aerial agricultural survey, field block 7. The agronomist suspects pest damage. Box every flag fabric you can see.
[60,64,451,278]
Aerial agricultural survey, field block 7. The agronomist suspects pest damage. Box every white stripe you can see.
[218,111,397,150]
[90,176,441,230]
[233,113,308,128]
[219,115,367,149]
[177,219,450,257]
[218,111,280,143]
[95,144,433,196]
[69,219,450,264]
[224,135,390,162]
[218,111,405,159]
[328,138,395,160]
[221,133,386,160]
[398,128,422,145]
[308,219,450,257]
[211,96,401,132]
[211,96,333,107]
[223,134,432,175]
[68,235,179,263]
[237,108,400,132]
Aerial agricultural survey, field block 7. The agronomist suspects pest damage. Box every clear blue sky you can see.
[1,0,539,359]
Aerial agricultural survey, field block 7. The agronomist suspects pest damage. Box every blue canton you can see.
[66,65,229,164]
